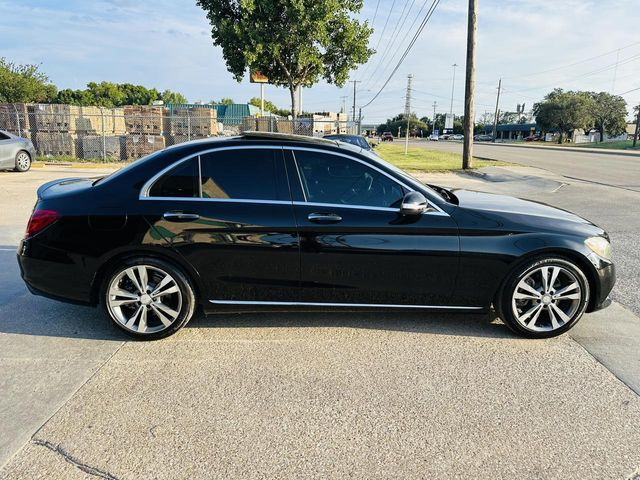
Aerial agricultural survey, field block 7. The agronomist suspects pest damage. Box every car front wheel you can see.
[497,257,590,338]
[102,257,196,340]
[14,151,31,172]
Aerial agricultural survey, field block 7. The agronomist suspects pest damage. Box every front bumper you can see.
[589,262,615,312]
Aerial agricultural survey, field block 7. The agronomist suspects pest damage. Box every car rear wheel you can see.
[14,151,31,172]
[102,257,196,340]
[497,257,590,338]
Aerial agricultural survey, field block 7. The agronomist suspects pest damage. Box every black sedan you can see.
[18,132,614,340]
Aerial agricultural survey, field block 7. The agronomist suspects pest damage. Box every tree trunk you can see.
[558,131,564,144]
[289,85,297,122]
[599,125,604,142]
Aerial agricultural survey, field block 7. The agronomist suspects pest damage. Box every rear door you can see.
[141,146,300,303]
[285,147,460,306]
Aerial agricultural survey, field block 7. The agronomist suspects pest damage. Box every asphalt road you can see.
[415,140,640,191]
[1,165,640,479]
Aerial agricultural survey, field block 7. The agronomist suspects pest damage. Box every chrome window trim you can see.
[139,196,292,205]
[138,144,449,217]
[291,151,307,202]
[286,146,448,216]
[210,299,482,310]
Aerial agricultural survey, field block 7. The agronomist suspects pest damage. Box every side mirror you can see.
[400,191,427,216]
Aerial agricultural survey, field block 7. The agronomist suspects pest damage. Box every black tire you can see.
[496,256,590,338]
[14,150,31,172]
[100,257,196,340]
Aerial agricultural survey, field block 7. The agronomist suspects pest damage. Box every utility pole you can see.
[340,95,348,114]
[432,101,437,135]
[404,74,413,155]
[449,63,458,124]
[634,104,639,148]
[492,78,502,143]
[350,80,361,126]
[358,107,362,135]
[611,48,621,93]
[462,0,477,169]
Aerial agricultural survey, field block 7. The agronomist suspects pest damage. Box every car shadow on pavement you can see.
[1,248,515,341]
[189,309,516,339]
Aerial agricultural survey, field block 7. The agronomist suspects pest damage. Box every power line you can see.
[363,0,416,89]
[357,0,397,79]
[363,0,433,91]
[503,41,640,81]
[361,0,441,109]
[370,0,382,29]
[616,86,640,96]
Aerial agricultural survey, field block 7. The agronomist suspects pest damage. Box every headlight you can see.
[585,236,612,261]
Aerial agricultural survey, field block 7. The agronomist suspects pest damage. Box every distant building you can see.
[482,123,540,140]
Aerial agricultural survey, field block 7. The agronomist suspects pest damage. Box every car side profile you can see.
[0,130,35,172]
[18,133,614,340]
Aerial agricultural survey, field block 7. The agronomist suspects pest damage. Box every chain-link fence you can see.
[0,103,358,162]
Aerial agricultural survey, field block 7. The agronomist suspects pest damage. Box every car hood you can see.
[451,189,592,225]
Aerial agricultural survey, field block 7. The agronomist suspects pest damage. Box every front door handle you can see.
[163,211,200,222]
[308,213,342,224]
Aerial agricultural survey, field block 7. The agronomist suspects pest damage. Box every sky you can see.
[1,0,639,123]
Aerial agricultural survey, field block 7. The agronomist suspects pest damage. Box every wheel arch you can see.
[493,247,599,312]
[90,247,204,307]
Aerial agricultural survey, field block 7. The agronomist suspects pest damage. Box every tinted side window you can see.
[149,157,199,198]
[200,149,281,200]
[294,151,404,208]
[0,132,10,140]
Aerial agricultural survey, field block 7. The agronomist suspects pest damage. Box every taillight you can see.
[25,209,59,238]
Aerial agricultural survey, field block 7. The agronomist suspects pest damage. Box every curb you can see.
[476,142,640,158]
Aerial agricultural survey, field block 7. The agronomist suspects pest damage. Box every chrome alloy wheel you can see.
[16,152,31,171]
[107,265,182,334]
[511,265,583,333]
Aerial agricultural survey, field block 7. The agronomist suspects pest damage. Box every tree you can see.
[248,97,279,113]
[219,97,234,105]
[587,92,627,142]
[377,113,428,137]
[197,0,373,119]
[533,89,592,143]
[161,89,188,104]
[0,58,57,103]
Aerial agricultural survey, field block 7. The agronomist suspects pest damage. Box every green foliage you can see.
[219,97,234,105]
[376,113,428,136]
[0,58,57,103]
[586,91,627,141]
[161,89,188,104]
[248,96,279,113]
[533,89,592,143]
[196,0,373,117]
[53,82,188,107]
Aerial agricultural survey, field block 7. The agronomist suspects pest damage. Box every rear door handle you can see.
[308,213,342,223]
[163,211,200,222]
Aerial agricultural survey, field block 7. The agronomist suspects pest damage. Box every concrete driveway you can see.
[1,165,639,479]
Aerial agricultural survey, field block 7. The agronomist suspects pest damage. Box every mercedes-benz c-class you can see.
[18,133,614,339]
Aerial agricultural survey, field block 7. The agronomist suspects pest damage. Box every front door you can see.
[141,146,300,303]
[285,148,460,306]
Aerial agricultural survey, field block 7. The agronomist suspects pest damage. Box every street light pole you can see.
[462,0,477,169]
[449,63,458,121]
[634,104,639,148]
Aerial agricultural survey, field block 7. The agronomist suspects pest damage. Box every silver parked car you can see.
[0,130,35,172]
